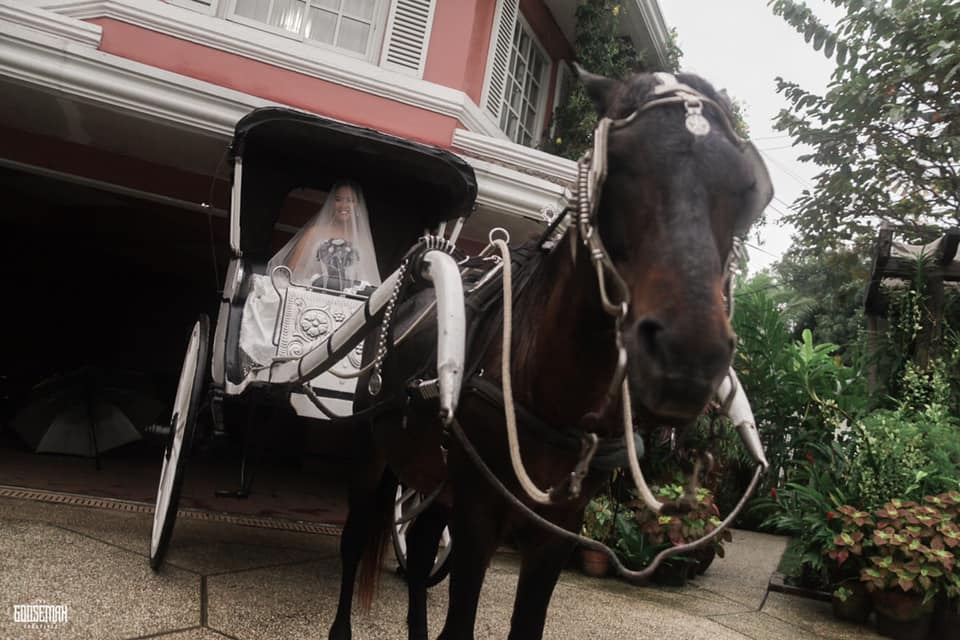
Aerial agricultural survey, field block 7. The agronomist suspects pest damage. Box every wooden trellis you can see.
[864,227,960,389]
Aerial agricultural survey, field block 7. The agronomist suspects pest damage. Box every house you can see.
[0,0,668,389]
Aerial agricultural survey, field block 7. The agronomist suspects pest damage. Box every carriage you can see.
[148,107,476,575]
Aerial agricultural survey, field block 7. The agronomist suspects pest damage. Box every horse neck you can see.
[510,239,620,426]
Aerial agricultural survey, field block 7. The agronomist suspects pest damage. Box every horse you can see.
[326,67,773,640]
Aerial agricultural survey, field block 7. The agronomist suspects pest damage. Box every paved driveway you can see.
[0,494,882,639]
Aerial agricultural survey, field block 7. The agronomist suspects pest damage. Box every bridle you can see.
[574,72,747,321]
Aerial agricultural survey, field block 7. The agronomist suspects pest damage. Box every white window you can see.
[229,0,386,58]
[500,21,548,146]
[482,1,551,147]
[168,0,217,14]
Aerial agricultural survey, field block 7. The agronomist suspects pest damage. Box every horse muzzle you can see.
[626,315,734,421]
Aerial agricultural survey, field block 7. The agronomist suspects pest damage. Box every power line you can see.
[745,241,780,259]
[750,134,793,142]
[773,195,796,211]
[757,144,801,152]
[758,148,816,192]
[765,201,792,219]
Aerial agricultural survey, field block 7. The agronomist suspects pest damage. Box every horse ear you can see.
[573,63,618,116]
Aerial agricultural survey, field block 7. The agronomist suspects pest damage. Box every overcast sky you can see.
[659,0,845,272]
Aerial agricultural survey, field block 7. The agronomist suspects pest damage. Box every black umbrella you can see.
[12,369,161,457]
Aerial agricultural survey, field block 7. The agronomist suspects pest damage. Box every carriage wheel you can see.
[150,314,210,570]
[392,485,452,587]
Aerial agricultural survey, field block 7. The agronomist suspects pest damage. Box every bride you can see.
[268,181,381,290]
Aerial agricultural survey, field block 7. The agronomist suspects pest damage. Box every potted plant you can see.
[823,505,874,624]
[579,494,616,577]
[858,496,958,640]
[927,492,960,640]
[625,483,731,586]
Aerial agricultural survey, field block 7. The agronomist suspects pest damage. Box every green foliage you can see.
[732,278,864,496]
[878,262,960,414]
[847,410,931,511]
[615,482,730,572]
[751,440,851,588]
[774,247,869,352]
[546,1,682,160]
[581,494,617,543]
[851,494,960,601]
[768,0,960,254]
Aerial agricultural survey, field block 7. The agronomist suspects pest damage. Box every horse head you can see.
[578,68,773,425]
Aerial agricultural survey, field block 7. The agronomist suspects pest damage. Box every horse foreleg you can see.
[438,498,505,640]
[404,501,449,640]
[507,524,578,640]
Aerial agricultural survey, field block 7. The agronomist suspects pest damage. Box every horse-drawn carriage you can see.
[151,68,776,640]
[149,107,475,574]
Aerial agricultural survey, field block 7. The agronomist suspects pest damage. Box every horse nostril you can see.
[636,316,665,357]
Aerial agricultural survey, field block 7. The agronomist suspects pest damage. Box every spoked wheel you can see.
[392,484,452,587]
[150,314,210,570]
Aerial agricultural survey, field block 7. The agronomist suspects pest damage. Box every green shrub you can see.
[733,278,864,495]
[847,410,928,512]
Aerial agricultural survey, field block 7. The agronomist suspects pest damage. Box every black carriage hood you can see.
[229,108,478,264]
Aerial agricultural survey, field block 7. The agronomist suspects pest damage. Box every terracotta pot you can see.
[931,598,960,640]
[830,580,872,625]
[580,548,610,578]
[871,590,934,640]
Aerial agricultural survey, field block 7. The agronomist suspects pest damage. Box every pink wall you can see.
[426,0,571,113]
[91,19,460,148]
[423,0,497,104]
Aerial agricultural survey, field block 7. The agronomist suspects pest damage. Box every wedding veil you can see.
[267,180,381,288]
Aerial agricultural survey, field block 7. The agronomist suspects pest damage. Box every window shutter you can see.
[482,0,519,121]
[380,0,437,76]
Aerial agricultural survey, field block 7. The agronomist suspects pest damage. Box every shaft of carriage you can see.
[267,247,466,422]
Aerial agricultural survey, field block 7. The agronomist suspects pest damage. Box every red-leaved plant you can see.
[824,493,960,605]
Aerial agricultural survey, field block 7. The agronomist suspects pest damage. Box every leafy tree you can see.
[769,0,960,255]
[546,1,681,159]
[774,245,869,351]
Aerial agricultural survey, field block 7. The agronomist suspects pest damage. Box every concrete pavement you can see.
[0,492,884,640]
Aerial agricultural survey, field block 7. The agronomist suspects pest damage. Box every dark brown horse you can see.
[327,68,773,640]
